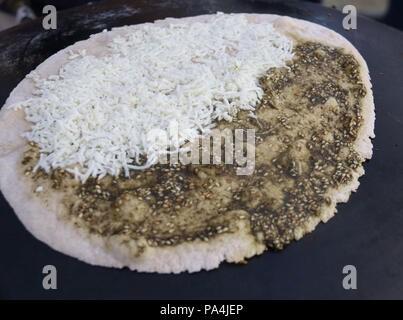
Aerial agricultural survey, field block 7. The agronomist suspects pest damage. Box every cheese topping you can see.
[13,13,293,182]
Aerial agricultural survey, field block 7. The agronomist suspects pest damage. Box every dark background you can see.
[2,0,403,31]
[0,0,402,299]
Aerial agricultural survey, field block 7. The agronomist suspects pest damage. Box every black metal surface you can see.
[0,0,403,299]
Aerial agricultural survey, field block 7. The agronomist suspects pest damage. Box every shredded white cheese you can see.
[14,13,293,182]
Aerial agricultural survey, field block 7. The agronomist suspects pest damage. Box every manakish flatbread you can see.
[0,14,374,273]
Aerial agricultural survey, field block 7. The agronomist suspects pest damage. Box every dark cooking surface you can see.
[0,0,402,299]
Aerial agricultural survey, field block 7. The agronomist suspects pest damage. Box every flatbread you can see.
[0,14,374,273]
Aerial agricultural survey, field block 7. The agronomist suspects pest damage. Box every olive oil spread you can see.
[22,41,367,254]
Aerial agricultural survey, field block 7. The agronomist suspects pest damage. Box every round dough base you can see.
[0,14,374,273]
